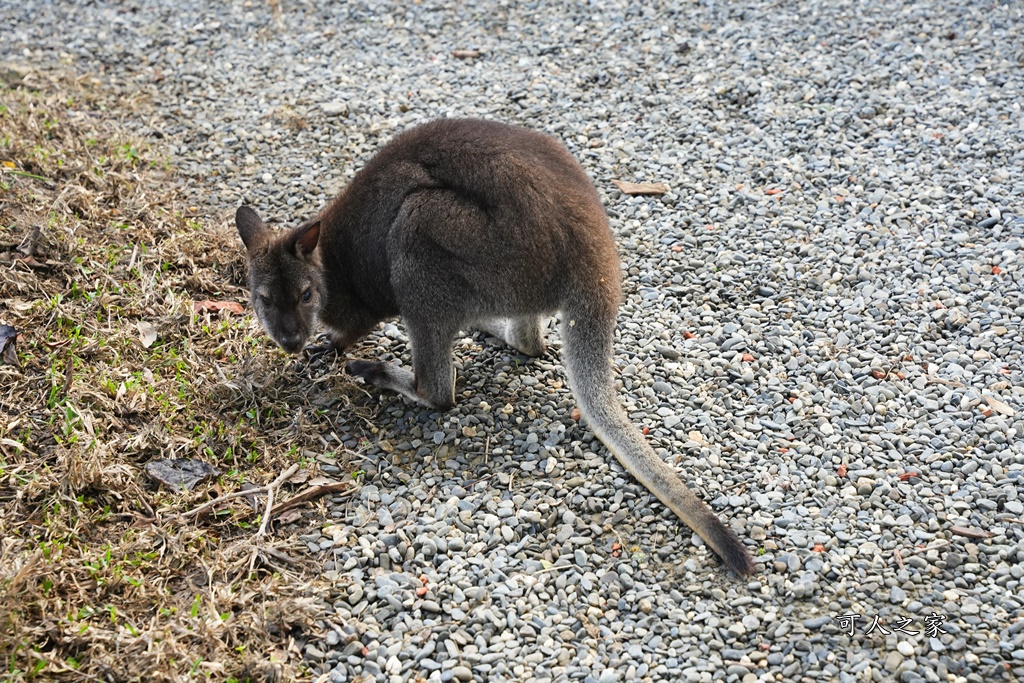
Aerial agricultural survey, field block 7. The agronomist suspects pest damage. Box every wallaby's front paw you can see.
[346,359,387,384]
[305,338,340,360]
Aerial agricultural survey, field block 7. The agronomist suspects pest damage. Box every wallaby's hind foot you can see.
[346,359,415,399]
[347,320,457,410]
[346,359,454,410]
[479,317,547,357]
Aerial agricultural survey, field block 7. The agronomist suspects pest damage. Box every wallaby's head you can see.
[235,206,323,354]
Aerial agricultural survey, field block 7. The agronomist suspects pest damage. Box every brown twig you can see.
[907,539,952,556]
[924,374,965,388]
[255,464,300,538]
[270,481,355,516]
[180,463,299,521]
[248,463,300,574]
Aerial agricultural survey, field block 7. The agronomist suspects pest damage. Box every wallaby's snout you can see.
[277,319,305,354]
[259,300,312,354]
[280,339,304,354]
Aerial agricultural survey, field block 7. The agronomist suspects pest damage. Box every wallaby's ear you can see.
[292,220,321,259]
[235,206,267,250]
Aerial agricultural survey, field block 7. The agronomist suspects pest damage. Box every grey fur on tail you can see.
[560,312,756,576]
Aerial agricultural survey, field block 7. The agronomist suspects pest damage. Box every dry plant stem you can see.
[180,463,299,522]
[247,463,299,575]
[908,539,951,556]
[270,482,355,516]
[256,463,300,538]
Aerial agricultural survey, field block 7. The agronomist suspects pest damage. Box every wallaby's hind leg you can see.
[478,317,546,357]
[347,319,456,410]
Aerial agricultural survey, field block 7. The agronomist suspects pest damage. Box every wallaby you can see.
[235,118,755,575]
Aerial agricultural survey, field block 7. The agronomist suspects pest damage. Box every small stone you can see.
[321,101,348,116]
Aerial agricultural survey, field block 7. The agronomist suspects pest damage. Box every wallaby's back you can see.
[316,119,621,321]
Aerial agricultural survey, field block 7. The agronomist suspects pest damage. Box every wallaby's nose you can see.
[279,333,304,354]
[279,315,302,353]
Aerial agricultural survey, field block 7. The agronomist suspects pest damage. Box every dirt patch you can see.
[0,68,368,682]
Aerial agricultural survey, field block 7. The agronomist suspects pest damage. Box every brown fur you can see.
[236,118,755,575]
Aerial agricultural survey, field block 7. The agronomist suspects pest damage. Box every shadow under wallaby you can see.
[236,118,755,576]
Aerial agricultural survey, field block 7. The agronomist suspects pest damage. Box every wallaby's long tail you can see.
[561,313,755,575]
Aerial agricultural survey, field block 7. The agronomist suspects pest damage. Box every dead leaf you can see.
[837,464,847,477]
[0,325,20,367]
[983,394,1014,417]
[898,472,919,481]
[137,320,158,348]
[194,300,245,315]
[950,525,993,540]
[15,254,55,270]
[452,49,482,59]
[765,188,782,196]
[461,425,478,438]
[144,458,220,492]
[0,437,25,452]
[277,509,303,525]
[611,179,670,195]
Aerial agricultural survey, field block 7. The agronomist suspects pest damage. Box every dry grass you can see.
[0,69,365,681]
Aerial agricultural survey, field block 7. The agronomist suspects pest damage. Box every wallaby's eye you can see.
[301,287,313,303]
[258,294,271,306]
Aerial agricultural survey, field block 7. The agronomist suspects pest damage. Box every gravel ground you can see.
[5,1,1024,681]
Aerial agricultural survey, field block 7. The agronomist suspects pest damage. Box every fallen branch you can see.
[949,525,993,540]
[907,539,951,556]
[248,464,301,574]
[180,464,300,521]
[924,374,964,388]
[255,464,301,538]
[271,481,355,516]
